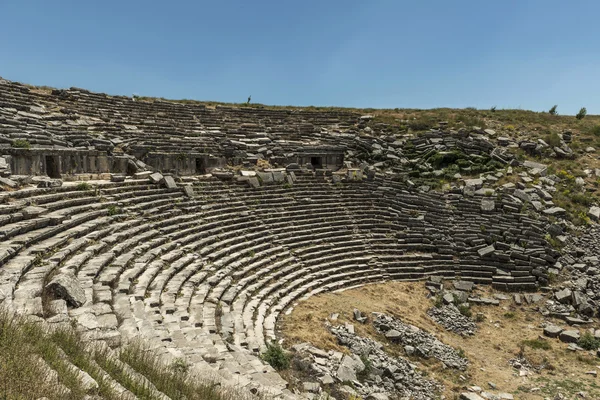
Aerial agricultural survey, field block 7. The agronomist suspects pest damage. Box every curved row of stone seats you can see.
[372,176,556,288]
[0,172,558,398]
[0,188,209,398]
[212,178,451,354]
[1,78,361,160]
[0,180,184,307]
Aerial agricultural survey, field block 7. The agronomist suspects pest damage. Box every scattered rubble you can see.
[427,304,477,336]
[373,313,468,369]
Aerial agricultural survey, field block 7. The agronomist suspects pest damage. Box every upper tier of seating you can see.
[0,78,359,160]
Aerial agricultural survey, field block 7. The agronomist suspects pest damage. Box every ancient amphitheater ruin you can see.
[1,77,598,400]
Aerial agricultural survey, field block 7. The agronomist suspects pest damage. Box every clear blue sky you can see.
[1,1,598,114]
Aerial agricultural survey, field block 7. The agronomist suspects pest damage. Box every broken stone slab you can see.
[443,293,455,305]
[163,175,177,189]
[110,174,126,183]
[588,206,600,221]
[478,244,495,257]
[554,288,572,304]
[513,189,530,202]
[464,178,483,189]
[523,294,543,304]
[481,198,495,212]
[247,176,260,188]
[22,206,47,217]
[257,171,274,184]
[513,294,522,305]
[319,374,334,385]
[45,272,86,308]
[384,329,401,340]
[565,316,591,326]
[468,297,500,306]
[453,280,474,292]
[35,178,63,188]
[559,330,580,343]
[543,325,563,338]
[133,171,152,179]
[0,176,17,188]
[336,354,364,382]
[543,207,566,216]
[149,172,164,183]
[183,186,194,197]
[353,309,367,324]
[302,382,320,393]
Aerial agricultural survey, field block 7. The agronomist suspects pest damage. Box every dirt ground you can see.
[278,281,600,399]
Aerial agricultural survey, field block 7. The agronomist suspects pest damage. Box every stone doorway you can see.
[311,156,322,168]
[45,156,61,178]
[196,158,206,174]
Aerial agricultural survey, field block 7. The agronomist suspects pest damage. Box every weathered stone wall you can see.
[6,148,129,177]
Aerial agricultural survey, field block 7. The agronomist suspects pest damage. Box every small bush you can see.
[170,358,189,374]
[576,107,587,120]
[106,205,121,216]
[503,312,516,319]
[261,342,290,371]
[12,139,31,149]
[570,192,594,206]
[76,182,91,191]
[490,106,497,112]
[522,339,551,350]
[577,332,600,350]
[548,105,558,115]
[590,125,600,137]
[545,132,562,147]
[357,355,372,381]
[457,304,472,318]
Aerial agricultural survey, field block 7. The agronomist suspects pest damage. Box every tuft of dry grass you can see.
[0,308,266,400]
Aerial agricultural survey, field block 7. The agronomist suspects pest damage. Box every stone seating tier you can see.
[0,173,557,398]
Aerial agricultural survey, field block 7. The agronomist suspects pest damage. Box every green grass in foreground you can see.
[0,308,264,400]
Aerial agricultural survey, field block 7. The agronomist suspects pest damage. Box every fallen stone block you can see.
[478,245,495,257]
[163,175,177,189]
[543,325,563,338]
[559,330,580,343]
[45,273,86,308]
[149,172,164,183]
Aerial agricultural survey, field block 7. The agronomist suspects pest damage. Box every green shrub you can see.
[357,355,372,381]
[576,107,587,120]
[590,125,600,137]
[457,304,472,318]
[570,192,594,206]
[577,332,600,350]
[522,339,551,350]
[76,182,91,191]
[503,312,516,319]
[261,342,290,371]
[106,205,121,216]
[549,105,558,115]
[12,139,31,149]
[546,132,562,147]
